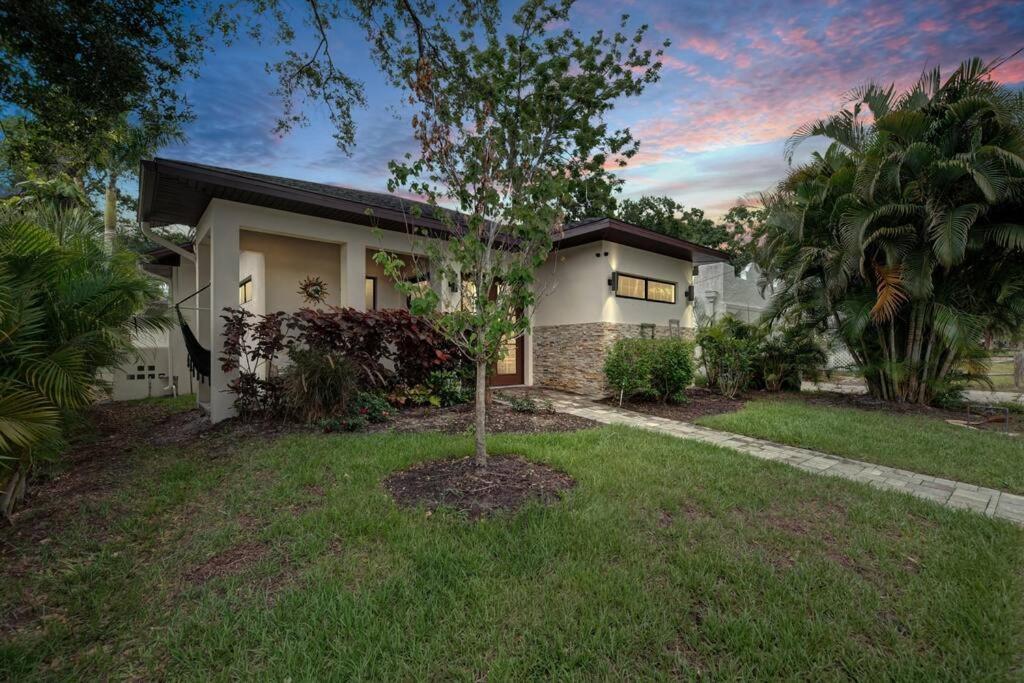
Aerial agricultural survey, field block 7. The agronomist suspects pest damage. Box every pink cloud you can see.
[683,35,732,61]
[773,26,822,54]
[918,19,948,32]
[992,59,1024,84]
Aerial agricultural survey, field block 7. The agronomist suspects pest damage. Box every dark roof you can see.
[138,158,460,235]
[138,158,728,264]
[556,217,730,264]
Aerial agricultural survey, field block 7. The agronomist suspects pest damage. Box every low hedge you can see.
[604,338,694,403]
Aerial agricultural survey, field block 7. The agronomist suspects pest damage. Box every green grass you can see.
[129,392,197,412]
[699,399,1024,494]
[2,426,1022,680]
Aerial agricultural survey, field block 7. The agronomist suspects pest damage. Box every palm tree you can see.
[758,57,1024,404]
[97,116,184,250]
[0,205,169,519]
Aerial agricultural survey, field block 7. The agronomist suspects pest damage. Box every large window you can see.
[239,276,253,304]
[614,273,676,304]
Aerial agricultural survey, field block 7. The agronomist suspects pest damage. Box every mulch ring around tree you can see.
[383,455,576,520]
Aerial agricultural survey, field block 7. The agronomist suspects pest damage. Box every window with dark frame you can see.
[614,273,677,304]
[238,276,253,304]
[364,276,377,310]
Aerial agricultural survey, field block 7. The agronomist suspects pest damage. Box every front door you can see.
[490,334,524,386]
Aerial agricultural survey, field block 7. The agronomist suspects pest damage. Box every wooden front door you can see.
[490,334,525,386]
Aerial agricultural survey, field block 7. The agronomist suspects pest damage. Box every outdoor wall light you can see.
[684,285,695,302]
[608,272,618,289]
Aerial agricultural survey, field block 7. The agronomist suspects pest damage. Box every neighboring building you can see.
[692,261,772,324]
[137,159,729,421]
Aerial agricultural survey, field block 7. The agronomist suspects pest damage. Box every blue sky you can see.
[162,0,1024,217]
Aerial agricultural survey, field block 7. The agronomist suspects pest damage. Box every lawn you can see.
[2,405,1022,679]
[699,398,1024,495]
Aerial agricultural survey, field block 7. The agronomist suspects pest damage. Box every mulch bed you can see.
[383,455,576,519]
[601,387,746,422]
[366,402,597,434]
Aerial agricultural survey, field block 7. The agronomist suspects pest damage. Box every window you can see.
[365,276,377,310]
[614,273,676,304]
[615,274,646,299]
[647,280,676,303]
[239,276,253,304]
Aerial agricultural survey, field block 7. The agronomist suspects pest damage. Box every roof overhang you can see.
[138,158,456,237]
[555,218,731,265]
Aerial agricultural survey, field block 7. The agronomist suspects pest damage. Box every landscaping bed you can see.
[366,402,596,434]
[599,387,745,422]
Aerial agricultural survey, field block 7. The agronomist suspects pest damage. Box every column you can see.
[340,241,366,309]
[208,209,240,423]
[195,239,211,406]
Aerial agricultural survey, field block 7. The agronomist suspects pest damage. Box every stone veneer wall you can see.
[532,322,695,396]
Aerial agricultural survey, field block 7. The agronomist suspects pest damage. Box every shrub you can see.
[352,391,391,423]
[604,338,694,403]
[604,338,656,400]
[287,307,463,388]
[648,339,695,403]
[221,302,472,419]
[221,308,289,419]
[280,347,359,423]
[754,326,828,392]
[506,395,554,414]
[696,317,758,398]
[696,315,827,397]
[426,370,469,407]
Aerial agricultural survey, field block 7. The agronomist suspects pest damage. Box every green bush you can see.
[604,338,694,403]
[281,347,360,422]
[697,315,827,397]
[352,391,391,423]
[506,394,554,413]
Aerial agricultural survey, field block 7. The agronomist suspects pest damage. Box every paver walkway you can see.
[536,391,1024,526]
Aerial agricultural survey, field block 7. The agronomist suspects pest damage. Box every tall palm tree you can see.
[97,116,184,250]
[0,205,169,518]
[758,57,1024,404]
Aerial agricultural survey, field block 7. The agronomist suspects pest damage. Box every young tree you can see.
[369,0,665,466]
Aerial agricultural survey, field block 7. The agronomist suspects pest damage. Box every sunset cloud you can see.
[165,0,1024,221]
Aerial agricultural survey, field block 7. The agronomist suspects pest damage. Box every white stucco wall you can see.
[239,230,339,312]
[533,240,694,328]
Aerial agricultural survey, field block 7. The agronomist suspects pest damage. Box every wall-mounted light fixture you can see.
[684,284,695,302]
[607,271,618,290]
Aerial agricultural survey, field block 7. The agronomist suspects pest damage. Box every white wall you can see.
[693,262,770,323]
[533,240,694,328]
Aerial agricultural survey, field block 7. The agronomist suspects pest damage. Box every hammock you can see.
[175,284,211,384]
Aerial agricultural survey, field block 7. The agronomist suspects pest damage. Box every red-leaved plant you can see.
[220,305,464,418]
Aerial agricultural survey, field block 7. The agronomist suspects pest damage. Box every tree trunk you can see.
[103,175,118,253]
[474,356,488,468]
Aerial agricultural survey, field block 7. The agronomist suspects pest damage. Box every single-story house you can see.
[138,158,729,422]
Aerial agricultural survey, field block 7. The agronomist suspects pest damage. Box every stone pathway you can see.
[537,391,1024,526]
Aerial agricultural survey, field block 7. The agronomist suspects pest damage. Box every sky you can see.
[162,0,1024,218]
